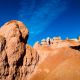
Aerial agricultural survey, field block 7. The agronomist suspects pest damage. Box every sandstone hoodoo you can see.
[0,20,80,80]
[0,20,39,80]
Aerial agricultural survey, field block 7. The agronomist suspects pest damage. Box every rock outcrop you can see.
[30,37,80,80]
[0,20,39,80]
[0,20,80,80]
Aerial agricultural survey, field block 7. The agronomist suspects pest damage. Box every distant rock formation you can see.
[0,20,80,80]
[41,36,62,46]
[78,36,80,41]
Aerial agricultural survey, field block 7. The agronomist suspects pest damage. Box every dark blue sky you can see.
[0,0,80,45]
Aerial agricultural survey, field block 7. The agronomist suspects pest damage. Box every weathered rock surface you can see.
[29,37,80,80]
[0,20,38,80]
[0,20,80,80]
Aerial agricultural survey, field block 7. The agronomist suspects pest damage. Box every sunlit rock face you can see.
[30,37,80,80]
[0,20,39,80]
[0,20,80,80]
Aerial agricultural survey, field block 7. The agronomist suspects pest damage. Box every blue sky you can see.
[0,0,80,45]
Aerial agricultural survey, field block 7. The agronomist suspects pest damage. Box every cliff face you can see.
[0,20,80,80]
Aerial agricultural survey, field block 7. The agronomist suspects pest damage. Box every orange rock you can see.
[0,20,38,80]
[0,20,80,80]
[29,39,80,80]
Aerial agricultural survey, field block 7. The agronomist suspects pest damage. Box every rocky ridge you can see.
[0,20,80,80]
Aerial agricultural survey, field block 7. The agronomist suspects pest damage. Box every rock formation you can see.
[78,36,80,42]
[32,37,80,80]
[0,20,80,80]
[0,20,39,80]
